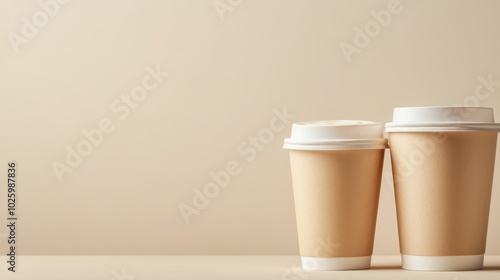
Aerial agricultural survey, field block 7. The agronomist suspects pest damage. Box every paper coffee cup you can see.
[386,106,500,271]
[284,120,388,270]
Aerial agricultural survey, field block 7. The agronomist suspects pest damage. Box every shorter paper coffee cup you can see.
[284,120,387,270]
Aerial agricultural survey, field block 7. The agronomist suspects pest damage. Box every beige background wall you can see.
[0,0,499,255]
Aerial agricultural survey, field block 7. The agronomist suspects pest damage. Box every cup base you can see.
[300,256,371,270]
[401,254,484,271]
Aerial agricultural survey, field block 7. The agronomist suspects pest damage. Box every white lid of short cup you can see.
[385,106,500,132]
[283,120,388,150]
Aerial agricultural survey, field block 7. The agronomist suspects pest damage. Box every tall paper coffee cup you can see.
[386,106,500,271]
[284,120,388,270]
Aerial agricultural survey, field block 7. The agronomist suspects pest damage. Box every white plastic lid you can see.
[283,120,388,150]
[385,106,500,132]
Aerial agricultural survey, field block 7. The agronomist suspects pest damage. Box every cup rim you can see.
[385,122,500,132]
[283,138,388,150]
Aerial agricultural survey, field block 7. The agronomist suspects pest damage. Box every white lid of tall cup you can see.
[385,106,500,133]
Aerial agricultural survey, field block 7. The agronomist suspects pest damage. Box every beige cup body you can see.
[289,149,384,258]
[389,131,498,256]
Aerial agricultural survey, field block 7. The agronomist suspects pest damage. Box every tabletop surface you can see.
[1,255,499,280]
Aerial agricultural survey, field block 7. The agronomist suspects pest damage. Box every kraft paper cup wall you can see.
[386,106,500,271]
[283,120,388,270]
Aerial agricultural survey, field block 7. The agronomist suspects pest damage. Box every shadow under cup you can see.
[284,120,388,270]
